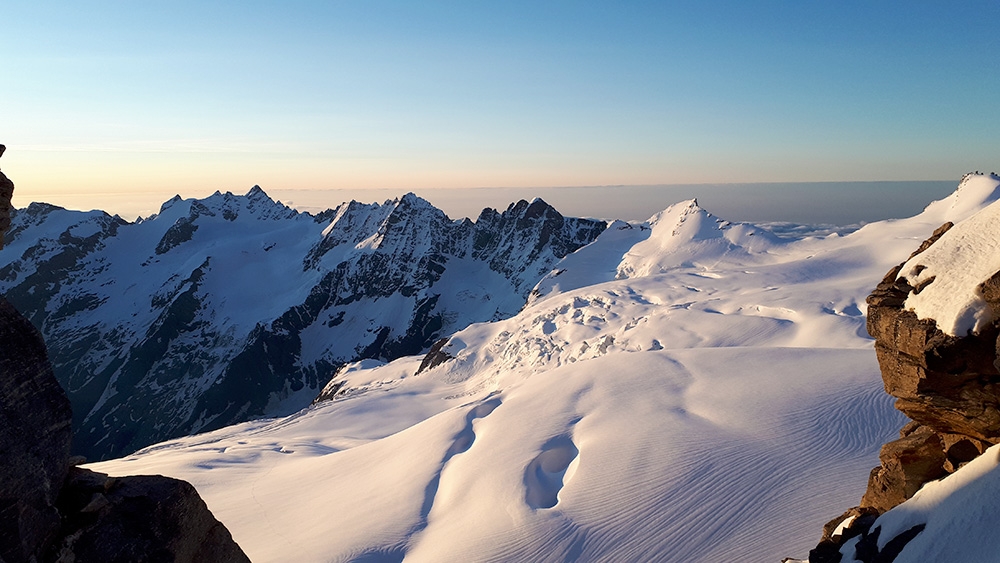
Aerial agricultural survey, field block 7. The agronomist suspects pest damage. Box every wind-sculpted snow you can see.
[87,175,1000,562]
[0,187,605,460]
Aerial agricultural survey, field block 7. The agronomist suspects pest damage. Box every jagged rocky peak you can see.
[152,185,297,223]
[153,186,300,255]
[0,186,607,461]
[802,177,1000,562]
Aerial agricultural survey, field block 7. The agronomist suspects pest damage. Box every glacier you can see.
[81,174,1000,561]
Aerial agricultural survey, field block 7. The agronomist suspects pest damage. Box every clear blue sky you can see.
[3,1,999,217]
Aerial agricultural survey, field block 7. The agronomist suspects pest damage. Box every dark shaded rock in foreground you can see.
[49,467,249,563]
[0,297,72,562]
[0,296,250,563]
[0,166,13,247]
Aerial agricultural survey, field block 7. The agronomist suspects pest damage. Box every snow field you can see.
[90,174,1000,562]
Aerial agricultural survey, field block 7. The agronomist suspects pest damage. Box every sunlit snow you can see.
[898,173,1000,336]
[89,174,1000,562]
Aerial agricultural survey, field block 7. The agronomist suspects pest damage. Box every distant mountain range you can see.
[0,187,605,460]
[85,173,1000,562]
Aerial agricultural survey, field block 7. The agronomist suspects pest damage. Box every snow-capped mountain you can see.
[0,187,605,460]
[88,175,1000,562]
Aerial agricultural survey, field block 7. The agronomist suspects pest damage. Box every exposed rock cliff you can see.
[0,297,250,562]
[802,172,1000,562]
[0,144,11,246]
[0,297,72,562]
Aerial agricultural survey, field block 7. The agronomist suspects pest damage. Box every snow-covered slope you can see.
[0,188,605,460]
[896,173,1000,336]
[840,441,1000,562]
[87,174,1000,562]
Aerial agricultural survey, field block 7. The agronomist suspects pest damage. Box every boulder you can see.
[48,468,249,563]
[859,425,947,512]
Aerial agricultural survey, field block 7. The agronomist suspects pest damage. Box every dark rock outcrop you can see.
[862,220,1000,511]
[0,295,242,562]
[0,295,251,562]
[805,506,880,563]
[49,468,249,563]
[0,144,11,246]
[0,298,72,562]
[415,337,453,375]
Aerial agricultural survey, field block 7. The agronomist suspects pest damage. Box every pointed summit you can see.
[246,185,268,200]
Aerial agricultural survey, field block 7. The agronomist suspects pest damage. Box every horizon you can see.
[3,2,999,214]
[11,178,959,227]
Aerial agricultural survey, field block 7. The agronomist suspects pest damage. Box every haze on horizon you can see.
[3,2,998,220]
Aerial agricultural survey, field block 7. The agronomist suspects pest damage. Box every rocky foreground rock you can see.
[0,295,250,562]
[0,149,249,561]
[802,187,1000,561]
[0,145,10,245]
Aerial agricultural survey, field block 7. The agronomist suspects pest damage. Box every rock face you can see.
[0,188,606,460]
[0,296,250,562]
[801,182,1000,560]
[862,220,1000,512]
[0,144,11,246]
[49,467,249,563]
[0,297,72,562]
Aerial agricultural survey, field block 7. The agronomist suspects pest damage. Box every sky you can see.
[2,1,999,221]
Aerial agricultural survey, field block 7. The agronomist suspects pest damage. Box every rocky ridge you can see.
[802,172,1000,562]
[0,188,606,460]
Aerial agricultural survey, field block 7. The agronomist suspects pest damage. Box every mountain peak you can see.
[246,185,268,200]
[524,198,560,220]
[158,194,184,214]
[393,192,440,214]
[896,172,1000,234]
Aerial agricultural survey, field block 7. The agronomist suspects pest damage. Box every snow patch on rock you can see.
[897,174,1000,336]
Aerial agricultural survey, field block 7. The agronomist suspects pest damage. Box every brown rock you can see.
[799,216,1000,560]
[940,433,987,472]
[858,219,1000,512]
[860,426,947,512]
